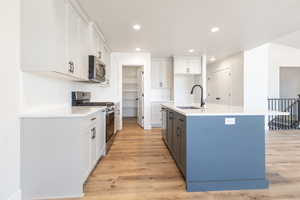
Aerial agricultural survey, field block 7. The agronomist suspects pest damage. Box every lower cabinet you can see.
[21,109,106,199]
[162,107,186,177]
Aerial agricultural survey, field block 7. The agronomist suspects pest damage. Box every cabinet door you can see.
[90,126,98,169]
[174,58,186,74]
[161,107,167,141]
[96,111,106,159]
[21,0,68,74]
[151,60,161,89]
[189,59,201,74]
[167,110,174,151]
[178,116,186,177]
[77,16,89,80]
[160,60,171,88]
[174,58,201,74]
[172,113,180,161]
[81,129,91,182]
[66,2,80,76]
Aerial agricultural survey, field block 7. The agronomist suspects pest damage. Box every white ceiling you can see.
[274,30,300,50]
[78,0,300,60]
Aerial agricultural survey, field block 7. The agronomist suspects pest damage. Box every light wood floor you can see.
[61,119,300,200]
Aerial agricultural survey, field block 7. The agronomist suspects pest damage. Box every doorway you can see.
[122,65,144,127]
[280,67,300,98]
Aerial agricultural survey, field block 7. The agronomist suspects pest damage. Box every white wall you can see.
[20,73,79,112]
[280,67,300,98]
[20,54,119,112]
[111,52,152,130]
[268,43,300,98]
[208,53,244,106]
[0,0,21,199]
[244,44,269,113]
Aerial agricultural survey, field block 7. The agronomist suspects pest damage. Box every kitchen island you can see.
[161,103,269,192]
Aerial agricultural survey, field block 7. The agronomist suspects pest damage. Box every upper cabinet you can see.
[89,23,105,63]
[151,58,172,89]
[66,1,89,80]
[21,0,69,76]
[173,57,201,75]
[21,0,110,83]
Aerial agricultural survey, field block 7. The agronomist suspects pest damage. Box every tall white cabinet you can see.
[151,58,173,128]
[151,58,172,89]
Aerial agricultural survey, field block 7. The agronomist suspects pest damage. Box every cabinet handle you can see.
[186,67,190,73]
[179,119,184,122]
[72,63,75,73]
[160,82,163,88]
[68,61,73,73]
[68,61,74,73]
[91,128,96,139]
[91,117,96,121]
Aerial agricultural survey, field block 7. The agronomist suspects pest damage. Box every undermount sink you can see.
[176,106,202,110]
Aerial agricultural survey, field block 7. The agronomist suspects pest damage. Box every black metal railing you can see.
[268,95,300,130]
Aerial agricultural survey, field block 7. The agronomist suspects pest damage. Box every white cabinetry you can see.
[21,0,91,81]
[172,56,203,105]
[173,57,201,75]
[66,1,89,80]
[21,109,106,199]
[89,23,110,86]
[89,23,105,62]
[151,59,172,89]
[96,110,106,159]
[21,0,68,76]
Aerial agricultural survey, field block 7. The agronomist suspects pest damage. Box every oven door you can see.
[106,111,115,142]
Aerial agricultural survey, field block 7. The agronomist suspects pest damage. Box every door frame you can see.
[121,65,145,128]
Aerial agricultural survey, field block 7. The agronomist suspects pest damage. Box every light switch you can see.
[225,118,236,125]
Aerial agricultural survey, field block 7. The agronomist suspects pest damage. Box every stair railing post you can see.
[298,94,300,125]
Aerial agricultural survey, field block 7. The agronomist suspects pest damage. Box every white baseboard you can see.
[32,193,84,200]
[8,189,21,200]
[151,123,162,128]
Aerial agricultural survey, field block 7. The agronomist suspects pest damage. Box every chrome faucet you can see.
[190,84,205,107]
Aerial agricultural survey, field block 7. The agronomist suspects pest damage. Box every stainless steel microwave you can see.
[88,55,106,83]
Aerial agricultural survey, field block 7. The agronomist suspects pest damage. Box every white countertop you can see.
[20,106,106,118]
[162,103,289,116]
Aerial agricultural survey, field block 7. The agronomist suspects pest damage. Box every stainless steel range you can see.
[72,91,115,153]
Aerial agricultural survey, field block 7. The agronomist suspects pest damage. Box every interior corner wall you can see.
[111,52,152,130]
[0,0,22,199]
[207,52,244,106]
[243,44,270,113]
[268,43,300,98]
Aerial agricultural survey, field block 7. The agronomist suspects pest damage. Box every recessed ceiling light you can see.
[210,57,216,62]
[211,27,220,33]
[135,48,141,52]
[133,24,141,30]
[189,49,195,53]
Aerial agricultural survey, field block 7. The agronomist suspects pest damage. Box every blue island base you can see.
[187,179,269,192]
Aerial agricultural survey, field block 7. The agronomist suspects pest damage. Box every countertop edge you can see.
[19,106,107,119]
[161,104,281,116]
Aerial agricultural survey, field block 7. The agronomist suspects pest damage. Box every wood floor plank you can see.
[57,119,300,200]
